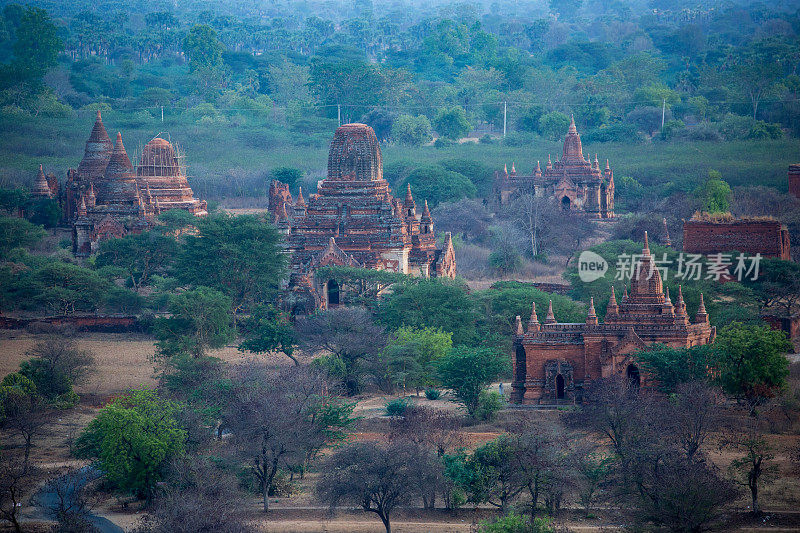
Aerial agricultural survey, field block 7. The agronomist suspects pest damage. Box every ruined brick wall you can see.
[683,219,790,259]
[789,164,800,199]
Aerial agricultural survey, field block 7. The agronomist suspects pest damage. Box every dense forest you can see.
[0,0,799,194]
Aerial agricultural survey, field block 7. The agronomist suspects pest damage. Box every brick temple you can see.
[511,233,715,405]
[50,111,207,256]
[270,123,456,314]
[492,116,615,218]
[683,214,790,260]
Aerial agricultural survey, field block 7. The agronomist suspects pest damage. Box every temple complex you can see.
[511,232,715,405]
[492,117,615,218]
[53,111,206,256]
[272,123,456,314]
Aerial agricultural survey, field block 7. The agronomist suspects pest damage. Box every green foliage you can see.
[378,279,478,346]
[424,388,441,400]
[479,513,554,533]
[28,198,60,228]
[401,165,476,208]
[694,170,731,214]
[384,397,412,417]
[183,25,223,71]
[437,346,506,417]
[270,166,303,188]
[0,215,45,252]
[713,323,791,402]
[74,388,187,498]
[433,106,471,140]
[384,326,452,391]
[538,111,570,140]
[174,213,286,315]
[474,390,505,421]
[392,114,433,146]
[18,358,77,408]
[155,287,235,358]
[635,344,715,394]
[95,230,178,292]
[238,304,296,364]
[4,5,62,86]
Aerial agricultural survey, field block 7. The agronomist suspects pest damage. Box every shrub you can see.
[474,390,505,421]
[479,513,554,533]
[385,397,412,417]
[392,114,433,146]
[424,388,441,400]
[582,123,641,143]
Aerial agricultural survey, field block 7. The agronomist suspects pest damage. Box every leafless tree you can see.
[46,468,99,533]
[721,416,777,516]
[134,456,249,533]
[317,440,431,533]
[25,336,95,385]
[0,454,33,533]
[389,406,463,509]
[431,199,493,244]
[0,387,49,472]
[389,405,464,457]
[503,194,549,257]
[295,307,388,395]
[670,381,721,463]
[224,362,350,512]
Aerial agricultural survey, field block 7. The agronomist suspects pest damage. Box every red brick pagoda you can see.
[61,111,206,256]
[273,123,456,314]
[492,116,615,218]
[511,232,715,405]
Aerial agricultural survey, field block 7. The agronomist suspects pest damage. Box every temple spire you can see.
[515,315,524,336]
[586,297,598,325]
[544,300,557,325]
[296,186,306,207]
[605,158,610,171]
[77,194,87,217]
[33,164,51,197]
[511,162,516,174]
[695,293,709,323]
[504,163,508,174]
[568,114,577,134]
[547,154,552,169]
[643,231,650,255]
[675,285,688,323]
[527,301,540,333]
[421,199,432,221]
[663,218,671,247]
[535,160,542,176]
[606,286,619,320]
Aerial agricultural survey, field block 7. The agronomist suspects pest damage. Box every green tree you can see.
[174,213,286,319]
[28,198,60,228]
[8,6,62,85]
[694,170,731,214]
[95,231,178,292]
[392,114,433,146]
[537,111,570,140]
[155,287,235,359]
[0,216,44,253]
[437,346,506,417]
[33,261,111,315]
[384,326,452,393]
[182,24,223,72]
[461,435,525,513]
[635,344,714,394]
[238,304,297,365]
[401,165,476,208]
[378,280,478,346]
[433,106,471,140]
[713,323,790,408]
[270,166,302,188]
[74,389,187,499]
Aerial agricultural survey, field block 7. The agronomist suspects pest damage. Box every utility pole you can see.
[503,101,507,138]
[661,98,666,132]
[337,104,341,127]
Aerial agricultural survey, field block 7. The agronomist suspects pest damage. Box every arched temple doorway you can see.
[561,196,571,211]
[327,279,340,307]
[626,364,640,390]
[556,374,565,400]
[515,345,526,384]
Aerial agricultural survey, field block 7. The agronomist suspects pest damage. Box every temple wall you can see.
[683,219,790,259]
[789,164,800,199]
